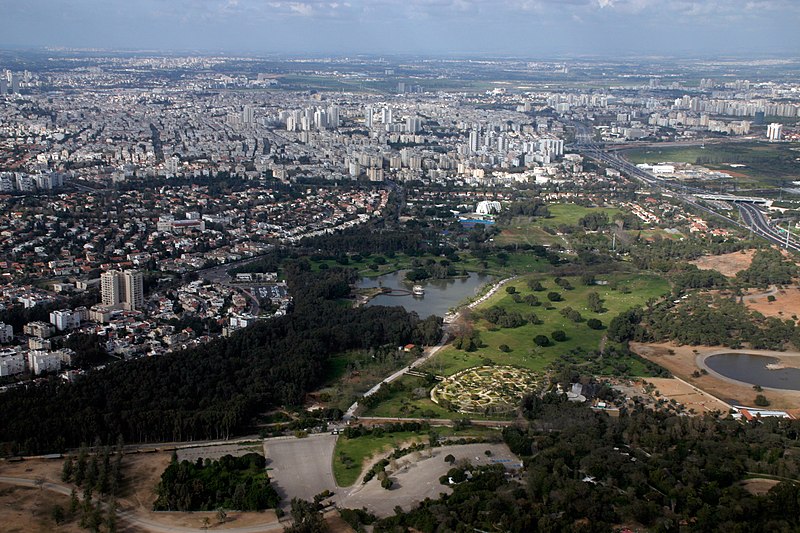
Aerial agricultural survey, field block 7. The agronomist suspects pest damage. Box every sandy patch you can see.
[643,377,729,414]
[740,478,780,496]
[743,286,800,320]
[689,249,755,277]
[0,483,85,533]
[631,342,800,410]
[0,451,281,532]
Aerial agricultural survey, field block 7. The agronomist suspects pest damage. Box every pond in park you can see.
[704,353,800,391]
[357,270,492,319]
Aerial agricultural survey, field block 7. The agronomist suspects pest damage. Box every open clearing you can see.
[740,478,781,496]
[632,342,800,410]
[0,483,85,533]
[643,377,730,415]
[742,285,800,319]
[689,249,755,277]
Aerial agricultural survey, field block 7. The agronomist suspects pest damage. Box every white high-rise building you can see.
[122,270,144,311]
[101,271,122,306]
[364,105,374,129]
[241,105,254,124]
[767,123,783,141]
[101,270,144,311]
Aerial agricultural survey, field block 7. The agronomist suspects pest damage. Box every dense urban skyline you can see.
[1,0,799,56]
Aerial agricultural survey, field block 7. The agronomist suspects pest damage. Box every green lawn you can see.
[495,204,621,248]
[422,273,670,378]
[622,142,800,187]
[333,430,425,487]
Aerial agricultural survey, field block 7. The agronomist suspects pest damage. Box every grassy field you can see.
[332,426,501,486]
[422,273,670,378]
[622,142,800,187]
[495,204,621,247]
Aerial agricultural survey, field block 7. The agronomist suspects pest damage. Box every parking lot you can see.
[263,434,338,506]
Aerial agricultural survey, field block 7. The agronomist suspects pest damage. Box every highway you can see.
[572,129,799,254]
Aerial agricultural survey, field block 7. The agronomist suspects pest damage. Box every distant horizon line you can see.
[0,45,798,62]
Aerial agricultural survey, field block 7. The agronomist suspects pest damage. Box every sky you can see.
[0,0,798,57]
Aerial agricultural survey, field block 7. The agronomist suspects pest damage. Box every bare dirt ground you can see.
[323,510,357,533]
[0,452,281,532]
[632,342,800,410]
[643,377,730,414]
[0,483,85,533]
[689,249,755,277]
[742,285,800,319]
[740,478,781,496]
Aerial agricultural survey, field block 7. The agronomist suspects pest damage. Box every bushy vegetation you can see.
[378,401,800,532]
[154,453,278,511]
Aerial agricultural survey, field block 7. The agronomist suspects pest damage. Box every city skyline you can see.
[0,0,798,57]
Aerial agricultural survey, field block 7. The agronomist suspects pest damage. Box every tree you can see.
[444,454,456,465]
[534,335,550,347]
[505,286,517,295]
[587,292,604,313]
[381,476,394,490]
[551,331,567,342]
[51,505,65,525]
[216,508,227,524]
[62,455,74,483]
[754,394,770,407]
[587,318,603,330]
[547,292,562,302]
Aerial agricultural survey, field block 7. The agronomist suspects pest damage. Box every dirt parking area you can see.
[632,342,800,410]
[690,249,755,277]
[339,442,520,517]
[644,377,729,414]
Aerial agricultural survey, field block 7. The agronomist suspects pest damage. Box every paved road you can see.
[263,434,338,505]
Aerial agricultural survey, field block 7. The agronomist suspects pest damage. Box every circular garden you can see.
[431,365,544,415]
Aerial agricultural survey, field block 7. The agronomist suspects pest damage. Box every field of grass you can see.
[495,204,621,248]
[422,273,670,378]
[332,426,501,486]
[622,142,800,187]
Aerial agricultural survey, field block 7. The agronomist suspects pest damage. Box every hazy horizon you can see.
[1,0,798,58]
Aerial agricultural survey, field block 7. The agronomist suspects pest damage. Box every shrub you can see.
[498,344,511,353]
[587,318,603,330]
[551,330,567,342]
[754,394,770,407]
[547,292,562,302]
[534,335,550,347]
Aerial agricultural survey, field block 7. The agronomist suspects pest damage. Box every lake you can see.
[357,270,492,319]
[705,353,800,391]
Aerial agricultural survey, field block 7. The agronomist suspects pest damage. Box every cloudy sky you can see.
[1,0,797,57]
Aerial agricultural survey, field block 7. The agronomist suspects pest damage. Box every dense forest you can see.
[377,398,800,532]
[0,262,441,454]
[153,453,279,511]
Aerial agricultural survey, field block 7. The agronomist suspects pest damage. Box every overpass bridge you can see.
[694,194,769,205]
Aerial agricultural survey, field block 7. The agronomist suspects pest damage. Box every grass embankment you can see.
[424,273,670,378]
[332,426,501,486]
